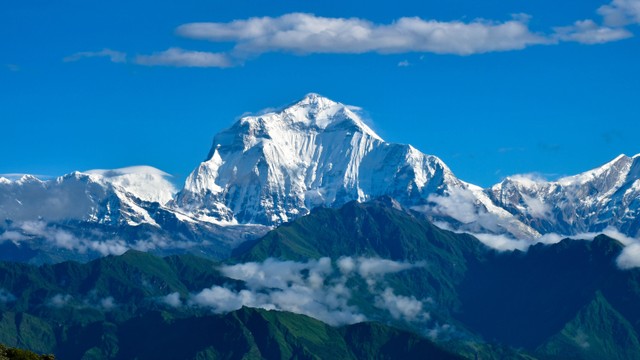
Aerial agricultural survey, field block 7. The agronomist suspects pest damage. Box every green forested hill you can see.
[1,199,640,359]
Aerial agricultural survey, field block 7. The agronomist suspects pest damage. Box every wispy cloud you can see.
[135,48,233,68]
[16,220,129,256]
[48,294,73,308]
[46,292,117,311]
[64,48,127,63]
[463,227,640,271]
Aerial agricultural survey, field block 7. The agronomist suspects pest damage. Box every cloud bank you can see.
[1,219,208,258]
[465,227,640,270]
[164,257,429,326]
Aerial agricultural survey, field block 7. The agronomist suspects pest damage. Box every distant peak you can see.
[557,153,633,186]
[17,174,43,184]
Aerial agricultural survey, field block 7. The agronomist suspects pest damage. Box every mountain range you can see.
[1,93,638,262]
[2,95,640,359]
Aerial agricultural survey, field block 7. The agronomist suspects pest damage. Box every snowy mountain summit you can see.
[175,93,453,224]
[174,93,538,238]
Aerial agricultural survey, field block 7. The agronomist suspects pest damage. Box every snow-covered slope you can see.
[85,166,176,205]
[0,166,267,263]
[489,154,640,237]
[0,166,176,227]
[175,93,539,238]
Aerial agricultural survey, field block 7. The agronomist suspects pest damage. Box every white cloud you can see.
[427,187,482,225]
[46,292,119,311]
[472,233,531,251]
[521,194,552,219]
[356,258,423,278]
[72,2,639,69]
[554,19,632,44]
[337,256,356,275]
[375,288,427,321]
[598,0,640,26]
[64,49,126,63]
[17,221,128,256]
[177,13,549,56]
[617,243,640,269]
[9,220,200,257]
[187,257,428,326]
[0,230,28,243]
[99,296,117,310]
[135,48,233,68]
[48,294,73,308]
[425,186,531,238]
[508,173,549,186]
[467,227,640,272]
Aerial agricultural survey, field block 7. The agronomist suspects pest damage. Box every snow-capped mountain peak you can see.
[84,166,177,205]
[557,154,632,188]
[177,94,392,224]
[489,154,640,237]
[239,93,381,141]
[0,165,177,229]
[175,94,538,239]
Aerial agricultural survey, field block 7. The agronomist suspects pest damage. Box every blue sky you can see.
[2,0,639,187]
